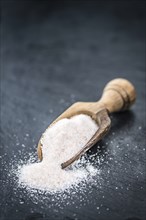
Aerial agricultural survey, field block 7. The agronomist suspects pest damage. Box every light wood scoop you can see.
[37,78,136,169]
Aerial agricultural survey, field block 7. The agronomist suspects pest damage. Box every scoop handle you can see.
[98,78,136,113]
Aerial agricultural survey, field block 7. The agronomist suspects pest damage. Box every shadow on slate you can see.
[111,110,136,133]
[86,110,135,165]
[125,217,142,220]
[25,213,44,220]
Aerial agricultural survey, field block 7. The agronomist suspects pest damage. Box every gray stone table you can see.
[1,1,145,220]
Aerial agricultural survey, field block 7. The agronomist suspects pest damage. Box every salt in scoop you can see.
[37,78,136,169]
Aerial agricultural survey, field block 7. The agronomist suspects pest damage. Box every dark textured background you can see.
[1,1,146,220]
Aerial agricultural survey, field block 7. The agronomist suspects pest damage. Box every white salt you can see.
[19,114,98,192]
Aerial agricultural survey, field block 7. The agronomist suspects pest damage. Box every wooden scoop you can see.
[37,78,136,169]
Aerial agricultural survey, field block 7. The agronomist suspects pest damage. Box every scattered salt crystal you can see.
[19,201,24,204]
[86,165,99,176]
[19,114,98,192]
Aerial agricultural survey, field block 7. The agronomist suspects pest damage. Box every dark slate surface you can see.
[1,1,146,220]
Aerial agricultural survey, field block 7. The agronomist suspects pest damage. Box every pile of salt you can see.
[19,114,98,192]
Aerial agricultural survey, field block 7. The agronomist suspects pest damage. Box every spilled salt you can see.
[18,114,98,192]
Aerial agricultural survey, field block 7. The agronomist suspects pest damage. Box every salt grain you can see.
[19,114,98,192]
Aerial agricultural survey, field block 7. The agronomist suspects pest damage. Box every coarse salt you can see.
[18,114,98,192]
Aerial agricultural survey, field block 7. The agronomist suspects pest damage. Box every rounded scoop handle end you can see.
[99,78,136,113]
